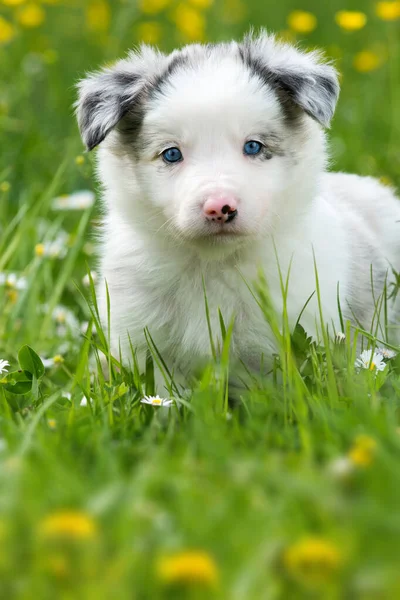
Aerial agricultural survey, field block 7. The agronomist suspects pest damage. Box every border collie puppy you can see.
[76,32,400,382]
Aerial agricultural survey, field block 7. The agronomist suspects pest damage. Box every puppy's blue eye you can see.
[162,147,183,163]
[244,140,262,156]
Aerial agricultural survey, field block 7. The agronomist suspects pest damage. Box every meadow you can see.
[1,0,400,597]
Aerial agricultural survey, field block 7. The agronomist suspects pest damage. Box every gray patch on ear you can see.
[76,69,144,151]
[239,33,340,128]
[75,47,191,151]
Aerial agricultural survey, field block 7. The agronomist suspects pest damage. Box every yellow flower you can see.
[173,3,205,41]
[335,11,367,31]
[39,510,97,540]
[156,550,219,587]
[140,0,170,15]
[86,0,110,33]
[35,243,45,257]
[17,4,46,28]
[0,16,16,44]
[53,354,64,364]
[283,537,342,587]
[47,418,57,429]
[2,0,25,5]
[353,51,382,72]
[75,155,85,166]
[188,0,213,8]
[136,21,163,44]
[376,1,400,20]
[348,434,377,466]
[287,11,317,34]
[0,181,10,193]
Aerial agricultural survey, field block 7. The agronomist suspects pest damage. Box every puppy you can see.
[76,32,400,383]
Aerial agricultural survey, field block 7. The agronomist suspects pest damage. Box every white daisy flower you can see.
[41,355,64,369]
[41,357,55,369]
[376,347,397,360]
[35,231,69,260]
[52,190,95,211]
[355,349,386,373]
[140,395,174,407]
[52,305,79,333]
[0,273,27,290]
[82,271,97,287]
[335,331,346,343]
[0,359,10,375]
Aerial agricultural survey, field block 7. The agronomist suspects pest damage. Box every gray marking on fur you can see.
[238,39,339,128]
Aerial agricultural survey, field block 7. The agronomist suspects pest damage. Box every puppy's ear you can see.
[75,47,166,151]
[241,32,340,127]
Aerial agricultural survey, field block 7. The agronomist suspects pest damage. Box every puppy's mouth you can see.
[199,222,247,241]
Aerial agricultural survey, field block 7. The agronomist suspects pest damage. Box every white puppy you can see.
[76,32,400,381]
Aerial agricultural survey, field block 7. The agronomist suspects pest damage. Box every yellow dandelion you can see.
[348,434,377,466]
[376,1,400,20]
[0,181,10,193]
[188,0,213,8]
[156,550,219,587]
[35,243,45,257]
[335,11,367,31]
[75,155,85,166]
[0,16,16,44]
[39,510,97,540]
[353,51,382,73]
[2,0,25,5]
[86,0,111,33]
[140,0,170,15]
[287,11,317,34]
[173,3,205,41]
[136,21,163,44]
[284,537,342,587]
[17,4,46,28]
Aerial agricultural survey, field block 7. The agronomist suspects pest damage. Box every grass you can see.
[1,0,400,597]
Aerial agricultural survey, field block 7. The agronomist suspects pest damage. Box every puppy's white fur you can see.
[76,33,400,380]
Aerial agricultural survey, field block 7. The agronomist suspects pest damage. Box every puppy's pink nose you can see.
[203,196,238,223]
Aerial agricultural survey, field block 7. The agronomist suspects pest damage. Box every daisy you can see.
[140,395,174,407]
[52,305,79,335]
[0,359,10,375]
[376,347,397,360]
[82,271,97,287]
[51,190,95,211]
[355,349,386,373]
[35,231,69,259]
[335,331,346,343]
[0,273,27,290]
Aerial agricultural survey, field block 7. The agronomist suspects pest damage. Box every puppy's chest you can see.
[155,265,261,354]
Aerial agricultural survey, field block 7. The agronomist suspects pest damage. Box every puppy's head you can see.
[76,32,339,248]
